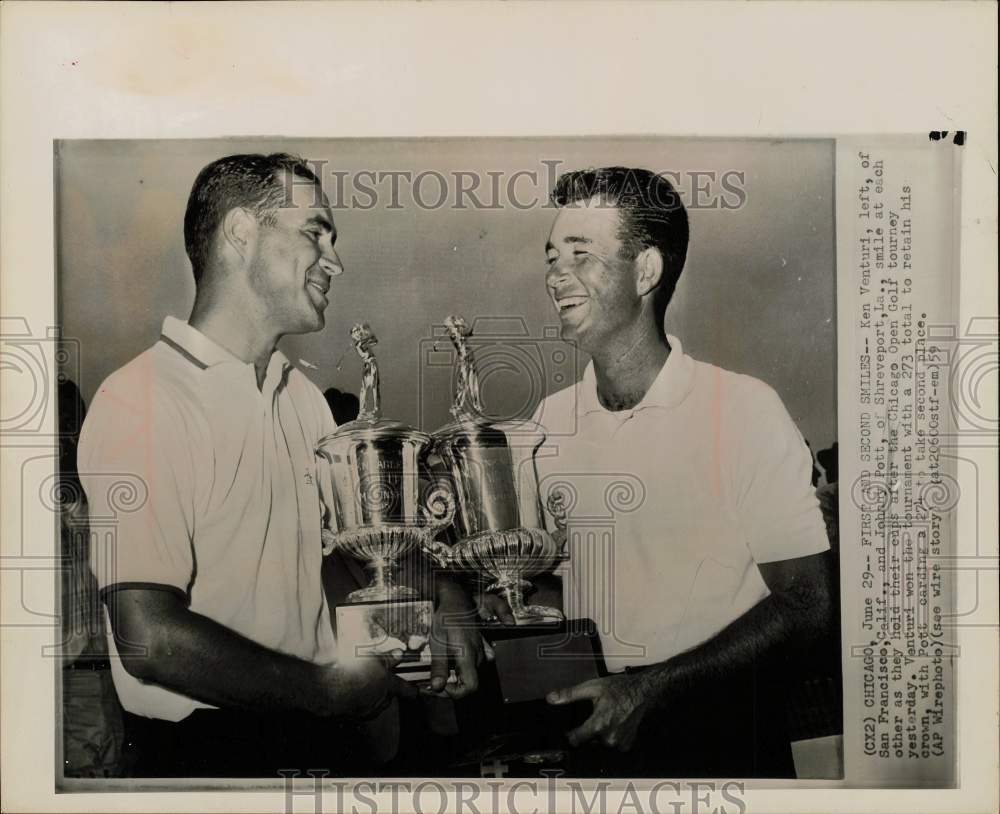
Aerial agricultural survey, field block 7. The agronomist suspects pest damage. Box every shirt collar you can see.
[577,334,695,416]
[160,316,292,385]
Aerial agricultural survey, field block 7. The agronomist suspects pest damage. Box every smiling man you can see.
[78,153,418,777]
[534,167,833,777]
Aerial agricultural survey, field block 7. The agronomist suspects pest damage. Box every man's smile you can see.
[555,295,588,316]
[306,277,330,307]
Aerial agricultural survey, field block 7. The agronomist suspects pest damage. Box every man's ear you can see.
[635,247,664,298]
[221,207,257,263]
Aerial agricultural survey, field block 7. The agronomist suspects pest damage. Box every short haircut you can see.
[551,167,689,337]
[183,153,320,285]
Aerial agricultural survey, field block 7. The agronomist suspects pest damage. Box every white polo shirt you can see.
[533,335,829,670]
[79,317,338,721]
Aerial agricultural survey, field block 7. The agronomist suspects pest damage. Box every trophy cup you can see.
[315,323,453,678]
[423,315,606,766]
[429,315,568,625]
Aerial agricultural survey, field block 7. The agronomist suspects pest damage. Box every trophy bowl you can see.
[448,526,563,624]
[316,421,454,603]
[430,415,567,625]
[323,525,440,604]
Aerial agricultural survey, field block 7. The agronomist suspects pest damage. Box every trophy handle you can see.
[420,539,452,570]
[321,528,337,556]
[418,485,456,568]
[545,490,568,553]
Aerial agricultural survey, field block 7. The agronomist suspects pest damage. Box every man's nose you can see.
[546,261,569,290]
[319,247,344,278]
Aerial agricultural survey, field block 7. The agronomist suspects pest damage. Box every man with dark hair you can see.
[183,153,322,287]
[78,153,480,776]
[549,167,688,343]
[534,167,832,776]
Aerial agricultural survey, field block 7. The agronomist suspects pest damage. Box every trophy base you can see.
[510,605,565,625]
[347,584,420,603]
[335,599,433,682]
[487,578,564,626]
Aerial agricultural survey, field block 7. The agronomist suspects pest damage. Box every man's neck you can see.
[590,324,670,412]
[189,292,278,389]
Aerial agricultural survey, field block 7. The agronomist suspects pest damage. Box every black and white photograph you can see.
[0,3,995,814]
[53,138,840,782]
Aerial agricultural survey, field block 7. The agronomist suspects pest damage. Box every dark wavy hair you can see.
[183,153,320,286]
[551,167,689,338]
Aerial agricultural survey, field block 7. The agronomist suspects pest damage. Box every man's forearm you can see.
[118,603,331,716]
[635,575,831,707]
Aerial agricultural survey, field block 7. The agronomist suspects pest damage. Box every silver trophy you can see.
[315,323,453,603]
[429,315,567,624]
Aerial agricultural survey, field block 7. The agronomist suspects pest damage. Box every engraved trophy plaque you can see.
[429,315,568,625]
[315,324,453,679]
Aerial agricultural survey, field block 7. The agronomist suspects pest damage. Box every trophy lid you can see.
[317,323,431,451]
[432,413,544,449]
[317,416,431,447]
[431,315,545,449]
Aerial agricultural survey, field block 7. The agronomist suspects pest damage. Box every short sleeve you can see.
[78,375,196,600]
[733,383,830,564]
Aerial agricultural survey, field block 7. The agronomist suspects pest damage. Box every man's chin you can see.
[558,319,587,346]
[286,311,326,336]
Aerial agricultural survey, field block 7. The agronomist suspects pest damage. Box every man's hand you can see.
[546,672,657,751]
[476,591,516,625]
[429,580,489,698]
[318,656,417,720]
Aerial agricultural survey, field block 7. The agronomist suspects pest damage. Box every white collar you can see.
[159,316,292,390]
[577,334,695,416]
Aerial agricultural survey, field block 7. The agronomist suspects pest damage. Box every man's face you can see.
[248,175,342,335]
[545,198,640,350]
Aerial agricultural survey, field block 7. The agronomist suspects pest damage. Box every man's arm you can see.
[428,575,486,697]
[108,588,415,719]
[395,549,491,699]
[547,551,834,750]
[639,550,832,700]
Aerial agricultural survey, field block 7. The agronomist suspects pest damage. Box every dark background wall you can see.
[57,138,836,451]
